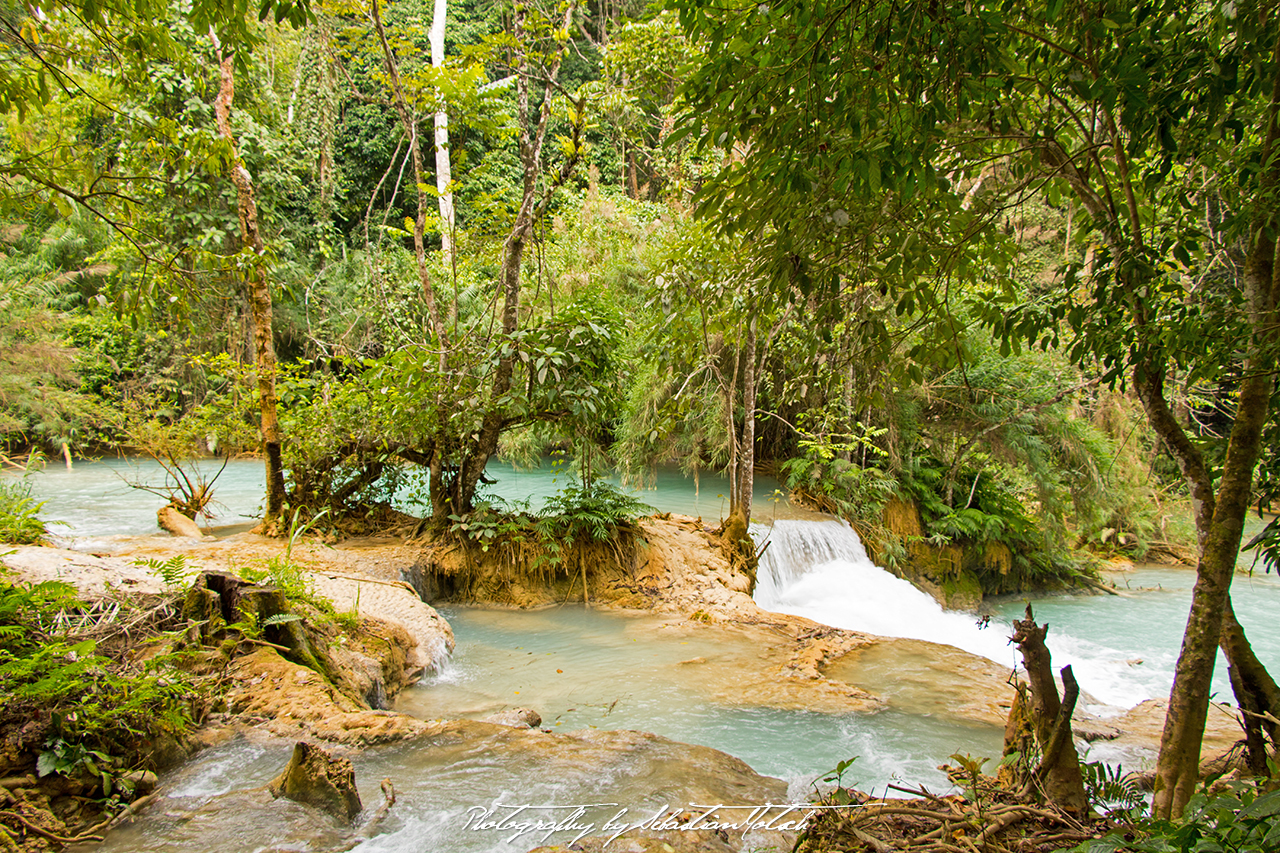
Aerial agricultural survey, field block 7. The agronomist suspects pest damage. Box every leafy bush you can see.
[0,476,48,544]
[1072,787,1280,853]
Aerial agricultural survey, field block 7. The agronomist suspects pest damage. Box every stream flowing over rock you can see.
[84,723,794,853]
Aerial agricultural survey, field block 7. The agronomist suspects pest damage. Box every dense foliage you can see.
[2,0,1279,833]
[0,0,1197,570]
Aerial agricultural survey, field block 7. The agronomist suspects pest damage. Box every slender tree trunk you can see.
[1221,600,1280,774]
[213,47,286,532]
[737,317,756,528]
[429,0,456,272]
[724,332,742,520]
[439,1,580,520]
[720,316,757,590]
[371,0,448,355]
[1151,34,1280,817]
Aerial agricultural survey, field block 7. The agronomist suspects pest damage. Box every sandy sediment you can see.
[5,532,455,674]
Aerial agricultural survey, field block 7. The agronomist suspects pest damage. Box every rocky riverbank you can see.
[4,514,1243,747]
[0,515,1249,852]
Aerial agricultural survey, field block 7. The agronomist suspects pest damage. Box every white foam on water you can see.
[753,520,1014,666]
[750,520,1213,710]
[163,742,272,799]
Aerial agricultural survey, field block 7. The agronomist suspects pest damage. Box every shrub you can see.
[1071,786,1280,853]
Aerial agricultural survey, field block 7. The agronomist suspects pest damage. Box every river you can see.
[16,459,1280,852]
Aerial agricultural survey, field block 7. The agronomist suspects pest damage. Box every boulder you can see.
[268,742,362,822]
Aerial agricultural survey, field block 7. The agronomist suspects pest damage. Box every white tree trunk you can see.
[430,0,455,268]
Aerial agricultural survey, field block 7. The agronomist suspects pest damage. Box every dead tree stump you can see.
[269,742,362,821]
[1010,604,1089,817]
[181,572,322,671]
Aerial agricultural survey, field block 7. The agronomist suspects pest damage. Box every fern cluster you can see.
[535,480,653,543]
[448,479,652,571]
[0,476,49,544]
[1080,760,1146,818]
[0,573,195,780]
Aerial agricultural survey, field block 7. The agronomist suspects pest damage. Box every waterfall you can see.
[752,520,1015,666]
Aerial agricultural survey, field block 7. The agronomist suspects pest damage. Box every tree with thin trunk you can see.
[370,0,449,355]
[449,0,583,519]
[212,33,287,533]
[429,0,455,270]
[362,0,586,521]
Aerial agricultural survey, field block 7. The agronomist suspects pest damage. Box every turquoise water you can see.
[27,464,1280,853]
[990,565,1280,712]
[18,457,798,539]
[394,606,1003,793]
[85,605,1004,853]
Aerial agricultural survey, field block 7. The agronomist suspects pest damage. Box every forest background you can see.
[3,0,1280,820]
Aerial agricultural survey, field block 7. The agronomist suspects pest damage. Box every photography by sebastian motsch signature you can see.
[461,801,863,846]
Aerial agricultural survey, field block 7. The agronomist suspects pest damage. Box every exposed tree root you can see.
[795,791,1107,853]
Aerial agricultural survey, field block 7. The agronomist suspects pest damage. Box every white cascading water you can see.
[752,520,1016,666]
[750,519,1196,711]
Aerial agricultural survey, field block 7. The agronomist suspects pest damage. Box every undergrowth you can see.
[0,570,195,792]
[1070,785,1280,853]
[447,479,652,572]
[0,476,49,544]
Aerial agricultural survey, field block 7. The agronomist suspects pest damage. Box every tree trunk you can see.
[1151,35,1280,818]
[214,48,286,532]
[1220,600,1280,774]
[737,317,757,528]
[720,316,757,590]
[371,0,448,354]
[429,0,456,273]
[1010,606,1088,817]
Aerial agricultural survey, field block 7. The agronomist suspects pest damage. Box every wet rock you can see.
[826,637,1014,726]
[226,648,427,745]
[483,707,542,728]
[268,742,362,822]
[121,769,159,796]
[158,505,204,538]
[1105,698,1241,761]
[1073,720,1121,742]
[327,647,390,709]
